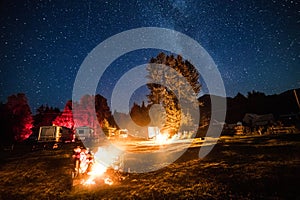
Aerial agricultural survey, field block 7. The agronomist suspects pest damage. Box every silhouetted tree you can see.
[95,94,117,128]
[53,100,74,129]
[0,93,33,142]
[0,102,12,143]
[73,95,98,128]
[226,93,247,123]
[32,105,60,135]
[130,101,150,126]
[72,94,116,133]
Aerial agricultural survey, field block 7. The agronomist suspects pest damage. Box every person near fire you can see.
[85,148,94,173]
[72,146,82,175]
[72,146,94,175]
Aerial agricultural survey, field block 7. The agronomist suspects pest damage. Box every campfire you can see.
[78,145,123,186]
[81,162,108,185]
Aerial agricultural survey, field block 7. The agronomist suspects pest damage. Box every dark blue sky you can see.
[0,0,299,112]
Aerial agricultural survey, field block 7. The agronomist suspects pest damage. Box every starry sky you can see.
[0,0,299,112]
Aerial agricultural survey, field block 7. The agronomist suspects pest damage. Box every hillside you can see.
[198,88,300,124]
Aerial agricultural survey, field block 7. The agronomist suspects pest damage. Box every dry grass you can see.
[0,133,300,199]
[0,146,73,200]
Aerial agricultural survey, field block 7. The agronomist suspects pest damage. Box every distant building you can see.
[243,113,274,126]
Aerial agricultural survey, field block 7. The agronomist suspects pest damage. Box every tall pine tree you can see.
[147,52,201,136]
[53,100,74,129]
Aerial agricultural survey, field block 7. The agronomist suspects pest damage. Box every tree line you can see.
[1,52,299,144]
[0,93,117,144]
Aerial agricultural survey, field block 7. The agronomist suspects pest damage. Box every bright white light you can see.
[104,177,113,185]
[155,133,169,145]
[81,145,122,186]
[81,177,95,185]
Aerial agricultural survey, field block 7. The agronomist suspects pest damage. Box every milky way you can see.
[0,0,299,112]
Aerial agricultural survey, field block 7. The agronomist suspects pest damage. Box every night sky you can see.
[0,0,299,112]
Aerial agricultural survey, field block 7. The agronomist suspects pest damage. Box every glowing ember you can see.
[81,162,107,185]
[81,159,109,185]
[81,177,95,185]
[88,162,107,176]
[104,177,113,185]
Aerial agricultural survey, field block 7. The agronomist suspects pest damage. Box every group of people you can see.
[72,146,94,176]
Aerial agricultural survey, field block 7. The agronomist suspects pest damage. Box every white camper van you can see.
[75,126,94,141]
[38,125,74,143]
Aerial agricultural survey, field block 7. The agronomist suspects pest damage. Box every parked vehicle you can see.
[75,126,94,141]
[37,126,74,149]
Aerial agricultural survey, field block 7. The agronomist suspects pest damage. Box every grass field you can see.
[0,133,299,199]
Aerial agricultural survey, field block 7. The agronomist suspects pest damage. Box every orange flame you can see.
[81,146,122,186]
